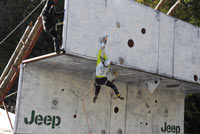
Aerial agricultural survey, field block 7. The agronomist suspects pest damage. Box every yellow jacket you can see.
[96,48,110,78]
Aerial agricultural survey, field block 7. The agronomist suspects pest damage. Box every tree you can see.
[185,94,200,134]
[136,0,200,26]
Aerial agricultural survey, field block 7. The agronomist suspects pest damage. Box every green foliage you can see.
[136,0,200,26]
[185,94,200,134]
[0,0,64,70]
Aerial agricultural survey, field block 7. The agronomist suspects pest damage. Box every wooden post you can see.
[0,17,43,102]
[155,0,166,10]
[22,52,58,64]
[167,0,181,16]
[0,22,33,85]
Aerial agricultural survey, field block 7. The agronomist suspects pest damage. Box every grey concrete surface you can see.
[63,0,200,84]
[14,54,185,134]
[18,54,200,92]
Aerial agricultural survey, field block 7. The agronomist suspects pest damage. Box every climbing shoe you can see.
[93,96,98,103]
[117,94,124,100]
[56,48,65,54]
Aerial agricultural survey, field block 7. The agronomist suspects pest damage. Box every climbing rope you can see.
[68,81,94,134]
[0,0,46,46]
[82,100,92,134]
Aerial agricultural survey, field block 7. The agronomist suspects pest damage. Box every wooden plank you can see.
[0,22,33,85]
[0,16,43,103]
[22,52,60,64]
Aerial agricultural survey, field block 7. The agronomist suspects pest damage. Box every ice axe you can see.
[99,35,108,44]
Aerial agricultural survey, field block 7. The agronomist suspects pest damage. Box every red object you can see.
[3,101,13,130]
[0,22,43,106]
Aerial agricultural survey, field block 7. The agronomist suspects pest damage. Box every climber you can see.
[93,35,124,103]
[42,0,64,54]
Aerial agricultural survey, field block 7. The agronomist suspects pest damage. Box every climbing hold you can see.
[116,22,120,28]
[164,108,168,117]
[118,57,124,65]
[73,114,77,118]
[117,129,122,134]
[141,28,146,34]
[145,79,161,93]
[194,74,198,81]
[114,107,119,113]
[51,98,59,109]
[101,129,106,134]
[128,39,134,48]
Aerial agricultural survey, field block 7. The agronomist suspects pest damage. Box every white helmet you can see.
[104,59,111,67]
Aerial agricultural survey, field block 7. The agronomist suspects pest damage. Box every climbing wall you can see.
[63,0,200,84]
[14,56,184,134]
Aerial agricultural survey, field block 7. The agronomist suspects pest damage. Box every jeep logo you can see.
[161,122,180,134]
[24,110,61,129]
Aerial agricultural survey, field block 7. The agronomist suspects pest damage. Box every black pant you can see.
[48,27,61,52]
[95,77,119,97]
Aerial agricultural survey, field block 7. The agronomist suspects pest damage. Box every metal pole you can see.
[167,0,181,16]
[3,101,13,130]
[155,0,166,10]
[5,91,17,99]
[22,53,59,64]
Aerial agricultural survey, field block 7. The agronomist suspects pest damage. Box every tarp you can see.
[0,108,15,134]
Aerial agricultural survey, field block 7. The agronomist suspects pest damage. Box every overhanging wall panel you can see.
[174,20,200,82]
[63,0,200,85]
[107,0,159,72]
[158,13,174,76]
[66,0,107,55]
[65,0,159,72]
